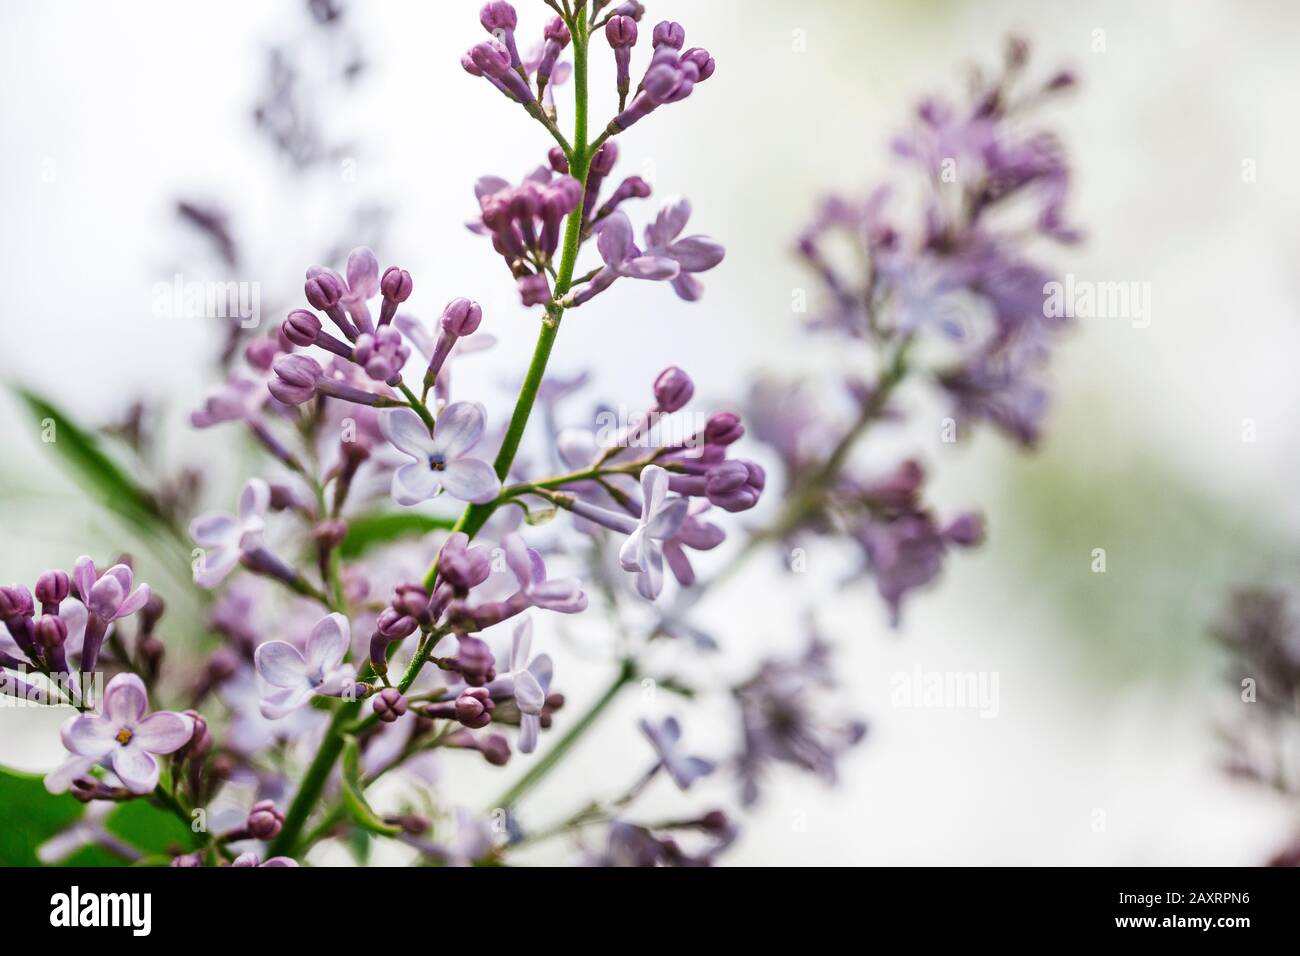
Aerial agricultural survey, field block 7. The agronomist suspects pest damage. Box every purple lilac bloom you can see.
[642,198,725,301]
[254,612,357,719]
[46,673,193,795]
[189,478,270,588]
[639,716,715,790]
[379,404,501,505]
[566,211,678,307]
[485,615,552,753]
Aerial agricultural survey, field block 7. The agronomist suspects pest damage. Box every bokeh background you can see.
[3,0,1299,864]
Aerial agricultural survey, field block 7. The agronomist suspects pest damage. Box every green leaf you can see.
[339,737,400,837]
[340,510,458,558]
[0,767,197,866]
[12,388,172,539]
[0,767,88,866]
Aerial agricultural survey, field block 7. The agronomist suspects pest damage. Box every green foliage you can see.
[0,767,195,866]
[340,510,459,558]
[339,737,400,836]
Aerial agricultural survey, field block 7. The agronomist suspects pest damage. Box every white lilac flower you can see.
[486,615,552,754]
[380,404,501,506]
[188,478,270,588]
[618,465,689,600]
[45,673,194,795]
[254,612,357,719]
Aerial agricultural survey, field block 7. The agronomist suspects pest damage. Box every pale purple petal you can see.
[668,236,725,272]
[87,575,124,620]
[510,616,533,672]
[528,653,554,694]
[596,211,633,266]
[238,478,271,524]
[438,457,500,504]
[640,465,669,517]
[645,497,689,539]
[432,402,487,460]
[670,272,704,301]
[513,669,545,715]
[380,407,437,459]
[73,556,97,606]
[132,711,194,754]
[259,685,316,720]
[345,246,380,299]
[44,754,100,795]
[254,641,310,689]
[189,512,239,548]
[61,713,117,758]
[619,255,679,281]
[647,198,691,248]
[104,672,148,725]
[111,745,160,794]
[475,175,511,200]
[114,584,152,620]
[306,613,350,673]
[193,546,240,589]
[392,462,443,506]
[518,714,540,754]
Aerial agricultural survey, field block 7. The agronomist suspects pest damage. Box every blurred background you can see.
[3,0,1299,864]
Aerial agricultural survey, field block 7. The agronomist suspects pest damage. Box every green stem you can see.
[267,700,357,857]
[279,20,599,854]
[397,382,436,433]
[490,657,636,811]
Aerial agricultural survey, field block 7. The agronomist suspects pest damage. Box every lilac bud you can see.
[244,336,282,372]
[380,266,413,303]
[454,687,495,728]
[452,635,496,686]
[268,354,322,405]
[479,1,516,31]
[547,147,569,174]
[944,513,985,547]
[440,297,483,336]
[0,585,34,622]
[605,15,638,47]
[372,687,409,723]
[590,141,619,176]
[478,733,511,766]
[34,570,71,609]
[304,272,343,310]
[34,614,67,650]
[313,519,349,550]
[704,411,744,446]
[392,584,432,621]
[705,460,765,512]
[653,366,694,412]
[438,533,492,592]
[652,20,685,50]
[680,47,715,82]
[246,800,285,840]
[470,39,512,78]
[283,309,322,347]
[518,273,551,307]
[543,15,570,45]
[376,607,419,640]
[171,853,204,868]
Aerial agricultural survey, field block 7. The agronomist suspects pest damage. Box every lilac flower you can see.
[73,557,152,675]
[486,616,552,753]
[307,246,382,335]
[734,638,867,806]
[379,404,501,505]
[567,211,679,307]
[661,500,725,588]
[352,324,411,384]
[466,533,587,627]
[45,673,194,795]
[254,612,357,719]
[189,478,270,588]
[618,465,689,600]
[639,716,715,790]
[642,198,724,301]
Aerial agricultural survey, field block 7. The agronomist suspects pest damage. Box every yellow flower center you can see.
[115,728,134,746]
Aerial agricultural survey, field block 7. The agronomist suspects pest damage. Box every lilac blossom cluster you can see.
[6,16,1083,869]
[748,37,1080,623]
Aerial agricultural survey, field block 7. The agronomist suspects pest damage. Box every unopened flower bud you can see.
[372,687,409,723]
[653,366,694,412]
[34,570,70,609]
[440,297,483,336]
[454,687,495,728]
[246,800,285,840]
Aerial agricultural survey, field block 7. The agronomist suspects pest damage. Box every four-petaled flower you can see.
[569,210,679,306]
[46,673,193,795]
[639,715,716,790]
[254,613,357,719]
[619,465,689,600]
[643,198,725,301]
[380,404,501,506]
[487,615,552,754]
[189,478,270,588]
